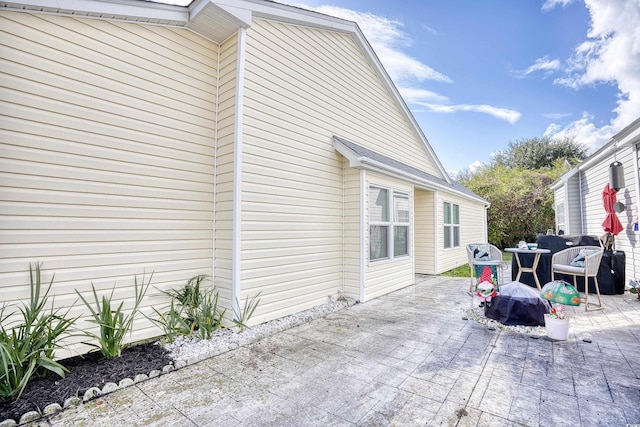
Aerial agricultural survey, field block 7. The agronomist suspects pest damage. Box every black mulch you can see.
[0,342,174,423]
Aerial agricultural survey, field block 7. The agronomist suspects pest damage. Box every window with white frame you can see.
[555,202,565,234]
[369,186,410,261]
[443,202,460,248]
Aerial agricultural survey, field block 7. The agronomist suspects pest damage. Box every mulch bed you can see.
[0,342,174,423]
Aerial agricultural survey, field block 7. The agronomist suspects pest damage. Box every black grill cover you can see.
[484,282,552,326]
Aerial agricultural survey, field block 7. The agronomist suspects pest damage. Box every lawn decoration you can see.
[541,280,581,316]
[540,280,581,340]
[475,265,499,306]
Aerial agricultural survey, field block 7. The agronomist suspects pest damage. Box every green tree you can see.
[492,136,588,170]
[459,136,589,248]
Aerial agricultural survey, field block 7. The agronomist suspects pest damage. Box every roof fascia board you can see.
[4,0,189,22]
[550,117,640,190]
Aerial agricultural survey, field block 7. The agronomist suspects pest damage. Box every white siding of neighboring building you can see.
[578,148,639,282]
[0,11,218,356]
[364,173,414,301]
[437,193,487,274]
[414,188,436,274]
[566,177,583,234]
[239,18,445,322]
[554,185,567,234]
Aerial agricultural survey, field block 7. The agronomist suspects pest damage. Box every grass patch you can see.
[441,252,512,278]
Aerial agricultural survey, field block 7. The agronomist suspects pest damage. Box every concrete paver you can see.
[45,275,640,426]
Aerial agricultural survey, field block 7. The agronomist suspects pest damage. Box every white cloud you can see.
[545,0,640,150]
[306,5,451,84]
[513,56,561,78]
[399,88,449,104]
[418,103,521,124]
[542,0,577,12]
[288,3,519,123]
[543,112,572,119]
[544,112,613,150]
[468,160,483,174]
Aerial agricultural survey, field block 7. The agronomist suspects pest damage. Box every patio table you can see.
[505,247,551,291]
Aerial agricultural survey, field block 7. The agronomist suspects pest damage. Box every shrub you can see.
[76,272,151,358]
[0,263,76,399]
[152,275,226,340]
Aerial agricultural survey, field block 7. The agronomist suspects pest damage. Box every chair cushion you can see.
[470,244,492,261]
[569,249,600,267]
[553,264,585,274]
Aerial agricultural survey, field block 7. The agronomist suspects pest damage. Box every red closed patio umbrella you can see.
[602,183,623,236]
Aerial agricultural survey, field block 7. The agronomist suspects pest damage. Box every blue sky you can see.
[282,0,640,174]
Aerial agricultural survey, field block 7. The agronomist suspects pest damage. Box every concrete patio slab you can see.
[44,275,640,426]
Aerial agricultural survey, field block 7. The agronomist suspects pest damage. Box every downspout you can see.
[359,169,366,302]
[484,205,489,242]
[434,190,439,273]
[212,40,221,285]
[232,27,247,318]
[411,184,415,280]
[563,182,569,234]
[579,171,585,234]
[341,158,345,292]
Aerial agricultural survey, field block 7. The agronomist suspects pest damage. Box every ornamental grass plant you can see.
[152,275,226,341]
[76,273,152,358]
[0,263,76,399]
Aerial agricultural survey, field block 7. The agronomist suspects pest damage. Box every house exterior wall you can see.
[244,18,443,178]
[414,188,436,274]
[437,192,487,274]
[1,2,488,354]
[238,18,446,322]
[0,11,218,354]
[364,172,414,301]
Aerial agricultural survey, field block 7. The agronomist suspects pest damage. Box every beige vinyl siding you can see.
[342,162,361,300]
[244,19,442,177]
[414,188,436,274]
[239,18,439,322]
[437,193,486,273]
[0,11,217,356]
[365,173,413,300]
[213,33,238,312]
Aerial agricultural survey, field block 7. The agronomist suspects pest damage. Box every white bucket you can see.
[544,314,570,340]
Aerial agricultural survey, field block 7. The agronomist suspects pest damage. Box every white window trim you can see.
[369,185,411,264]
[443,201,460,249]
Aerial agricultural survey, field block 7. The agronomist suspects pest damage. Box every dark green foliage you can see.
[459,136,589,248]
[153,275,226,340]
[0,263,76,399]
[461,163,564,248]
[492,137,588,170]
